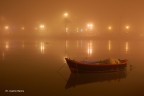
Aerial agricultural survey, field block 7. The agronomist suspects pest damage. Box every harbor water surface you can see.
[0,39,144,96]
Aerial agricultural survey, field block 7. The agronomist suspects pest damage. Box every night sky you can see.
[0,0,144,32]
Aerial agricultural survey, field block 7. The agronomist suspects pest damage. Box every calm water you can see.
[0,39,144,96]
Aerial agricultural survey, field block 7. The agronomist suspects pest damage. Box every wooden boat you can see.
[65,58,128,73]
[65,71,127,89]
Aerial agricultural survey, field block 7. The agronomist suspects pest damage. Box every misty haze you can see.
[0,0,144,96]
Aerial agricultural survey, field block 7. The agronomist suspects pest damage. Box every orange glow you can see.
[108,40,111,51]
[65,40,68,49]
[125,42,129,54]
[40,42,45,54]
[21,27,25,30]
[39,24,45,30]
[63,56,68,63]
[87,23,93,30]
[64,40,68,62]
[126,25,130,30]
[108,26,112,30]
[64,12,69,18]
[87,41,93,56]
[5,41,9,50]
[76,27,79,32]
[65,27,69,33]
[4,26,9,30]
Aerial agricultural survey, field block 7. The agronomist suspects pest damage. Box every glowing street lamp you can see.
[108,26,112,30]
[21,27,25,30]
[39,24,45,31]
[63,12,69,33]
[40,24,45,29]
[125,25,130,33]
[4,25,9,30]
[126,25,130,30]
[87,23,94,31]
[64,12,69,18]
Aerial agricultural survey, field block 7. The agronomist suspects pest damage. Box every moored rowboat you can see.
[65,58,128,73]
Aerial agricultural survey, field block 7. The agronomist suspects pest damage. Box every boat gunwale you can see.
[65,58,127,67]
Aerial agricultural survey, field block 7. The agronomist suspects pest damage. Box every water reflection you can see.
[65,70,127,89]
[125,42,129,54]
[62,40,131,60]
[0,40,130,57]
[2,52,5,60]
[22,41,25,48]
[108,40,111,51]
[65,40,68,50]
[0,39,143,95]
[5,41,9,50]
[76,40,83,49]
[87,41,93,57]
[64,40,68,59]
[40,42,45,54]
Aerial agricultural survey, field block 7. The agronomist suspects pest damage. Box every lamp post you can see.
[63,12,69,34]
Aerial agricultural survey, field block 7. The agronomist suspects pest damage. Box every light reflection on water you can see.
[0,39,144,96]
[87,40,93,57]
[5,41,9,50]
[40,42,45,54]
[125,41,129,54]
[63,40,129,61]
[108,40,111,51]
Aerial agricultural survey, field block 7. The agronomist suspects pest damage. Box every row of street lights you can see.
[1,25,129,31]
[108,25,130,30]
[0,25,45,31]
[0,12,130,33]
[63,12,94,33]
[63,12,130,33]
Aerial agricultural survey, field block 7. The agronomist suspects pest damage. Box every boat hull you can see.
[65,58,127,73]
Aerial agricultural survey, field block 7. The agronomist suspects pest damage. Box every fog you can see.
[1,1,144,95]
[0,0,144,39]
